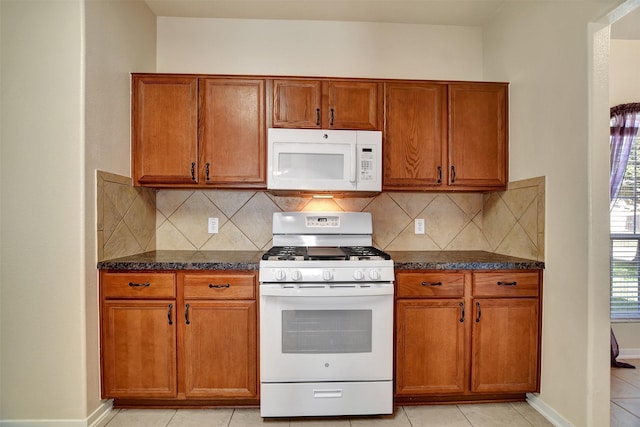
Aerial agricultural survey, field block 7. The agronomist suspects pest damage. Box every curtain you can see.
[610,103,640,368]
[610,103,640,208]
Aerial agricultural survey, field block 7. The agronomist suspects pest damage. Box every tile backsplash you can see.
[98,171,545,262]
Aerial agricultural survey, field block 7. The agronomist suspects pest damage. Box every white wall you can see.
[0,0,156,423]
[610,39,640,106]
[483,3,613,426]
[84,0,156,419]
[157,17,484,80]
[1,0,86,420]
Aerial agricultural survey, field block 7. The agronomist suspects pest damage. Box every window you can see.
[611,134,640,319]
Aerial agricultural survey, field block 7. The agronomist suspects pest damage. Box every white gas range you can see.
[259,212,394,418]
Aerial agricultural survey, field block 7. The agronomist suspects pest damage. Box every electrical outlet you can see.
[414,218,425,235]
[208,217,219,234]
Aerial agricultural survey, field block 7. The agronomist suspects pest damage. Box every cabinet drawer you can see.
[183,273,256,300]
[102,272,176,299]
[396,272,464,298]
[473,271,540,297]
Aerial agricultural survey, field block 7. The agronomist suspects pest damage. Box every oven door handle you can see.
[259,283,393,297]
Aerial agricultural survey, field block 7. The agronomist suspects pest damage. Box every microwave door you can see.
[270,142,355,191]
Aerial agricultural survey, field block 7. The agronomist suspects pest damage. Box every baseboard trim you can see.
[526,393,573,427]
[619,348,640,359]
[0,400,114,427]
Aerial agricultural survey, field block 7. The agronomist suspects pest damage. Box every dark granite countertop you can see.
[388,250,544,270]
[98,250,544,271]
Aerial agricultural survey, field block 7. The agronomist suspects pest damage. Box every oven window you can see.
[282,309,372,353]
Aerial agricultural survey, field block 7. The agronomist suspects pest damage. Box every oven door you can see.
[259,283,393,383]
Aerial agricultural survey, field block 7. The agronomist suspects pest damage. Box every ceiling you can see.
[144,0,639,39]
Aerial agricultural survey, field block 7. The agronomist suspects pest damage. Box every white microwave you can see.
[267,128,382,195]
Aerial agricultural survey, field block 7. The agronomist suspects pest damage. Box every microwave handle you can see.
[350,144,357,182]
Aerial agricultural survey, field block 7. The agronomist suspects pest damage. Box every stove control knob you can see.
[322,270,334,281]
[353,270,365,281]
[291,270,303,281]
[274,269,286,281]
[369,269,381,280]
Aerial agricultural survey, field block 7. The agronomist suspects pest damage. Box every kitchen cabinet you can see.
[383,81,508,192]
[101,272,177,398]
[271,78,382,130]
[395,272,466,395]
[181,272,258,399]
[100,270,259,405]
[131,74,266,189]
[470,271,540,393]
[384,82,447,189]
[395,270,541,403]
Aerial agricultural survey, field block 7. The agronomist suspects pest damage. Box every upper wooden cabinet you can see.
[132,75,198,185]
[271,78,382,130]
[384,82,447,189]
[383,81,508,192]
[448,83,508,190]
[131,74,266,189]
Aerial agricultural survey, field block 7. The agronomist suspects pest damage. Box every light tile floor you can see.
[611,358,640,426]
[100,402,554,427]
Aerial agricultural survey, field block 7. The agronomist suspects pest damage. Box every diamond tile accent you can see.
[421,195,471,248]
[97,171,545,261]
[168,192,228,249]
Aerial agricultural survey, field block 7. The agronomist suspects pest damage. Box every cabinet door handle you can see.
[330,108,335,126]
[421,281,442,287]
[190,162,196,181]
[128,282,150,287]
[437,166,442,184]
[497,281,518,286]
[459,302,465,323]
[316,108,320,126]
[205,162,211,181]
[451,165,456,183]
[185,303,190,325]
[475,301,481,323]
[209,283,230,289]
[168,303,173,325]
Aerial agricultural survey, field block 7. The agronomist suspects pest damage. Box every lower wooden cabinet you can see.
[395,270,542,403]
[100,270,258,405]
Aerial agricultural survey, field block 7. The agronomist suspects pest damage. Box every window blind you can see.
[611,135,640,319]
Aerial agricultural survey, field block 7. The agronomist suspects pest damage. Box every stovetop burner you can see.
[262,246,391,261]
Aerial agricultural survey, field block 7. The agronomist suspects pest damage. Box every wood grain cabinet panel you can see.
[271,78,381,130]
[448,83,508,190]
[132,76,198,185]
[102,300,177,398]
[383,82,447,190]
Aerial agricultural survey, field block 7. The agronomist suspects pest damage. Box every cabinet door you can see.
[102,300,177,398]
[199,78,266,187]
[396,299,466,395]
[132,76,198,185]
[326,81,381,130]
[471,298,539,393]
[182,300,258,398]
[448,83,508,190]
[272,79,322,128]
[384,83,447,190]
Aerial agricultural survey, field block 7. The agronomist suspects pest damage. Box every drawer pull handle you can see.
[421,281,442,287]
[128,282,150,287]
[459,302,465,323]
[475,302,481,323]
[185,303,190,325]
[209,283,230,289]
[497,281,518,286]
[168,304,173,325]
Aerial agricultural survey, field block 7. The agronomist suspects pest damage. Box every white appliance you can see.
[259,212,394,418]
[267,128,382,194]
